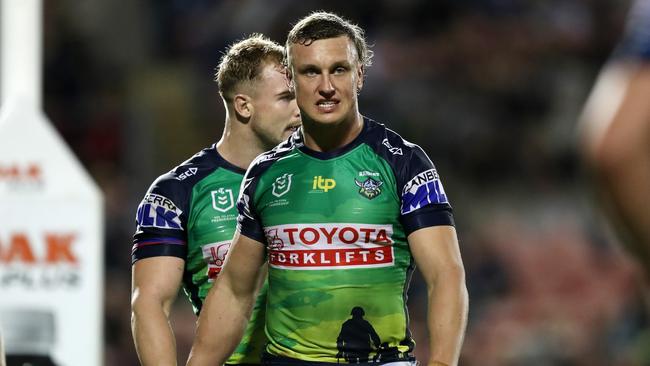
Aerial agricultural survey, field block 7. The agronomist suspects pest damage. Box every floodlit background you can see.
[41,0,649,365]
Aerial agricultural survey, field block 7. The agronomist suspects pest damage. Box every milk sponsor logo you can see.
[401,169,448,214]
[211,188,234,212]
[136,193,183,230]
[201,241,230,280]
[263,223,394,269]
[272,173,293,197]
[312,176,336,192]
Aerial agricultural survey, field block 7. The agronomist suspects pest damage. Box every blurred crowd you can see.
[41,0,649,365]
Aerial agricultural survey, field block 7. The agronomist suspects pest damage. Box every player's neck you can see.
[302,112,364,152]
[216,119,266,170]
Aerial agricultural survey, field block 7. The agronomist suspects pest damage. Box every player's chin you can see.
[311,114,344,125]
[282,124,300,136]
[279,130,295,141]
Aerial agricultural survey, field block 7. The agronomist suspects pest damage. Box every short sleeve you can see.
[236,175,266,243]
[132,179,188,264]
[398,145,454,236]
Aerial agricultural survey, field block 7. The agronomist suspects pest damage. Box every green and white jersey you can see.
[132,145,267,365]
[237,119,454,365]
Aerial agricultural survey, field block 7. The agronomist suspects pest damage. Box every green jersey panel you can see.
[238,119,454,364]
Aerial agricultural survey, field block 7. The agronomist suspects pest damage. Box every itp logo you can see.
[312,176,336,192]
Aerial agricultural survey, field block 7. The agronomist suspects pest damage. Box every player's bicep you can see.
[219,231,266,297]
[407,226,464,286]
[132,256,185,311]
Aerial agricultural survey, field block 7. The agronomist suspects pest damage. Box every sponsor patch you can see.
[202,240,230,280]
[136,193,183,230]
[358,170,380,177]
[382,138,403,156]
[272,173,293,197]
[401,169,448,214]
[354,177,383,200]
[263,223,394,270]
[211,188,234,212]
[312,176,336,192]
[176,167,198,181]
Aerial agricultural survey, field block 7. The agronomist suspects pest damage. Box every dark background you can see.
[42,1,650,365]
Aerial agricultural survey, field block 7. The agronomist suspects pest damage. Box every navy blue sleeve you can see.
[236,174,266,244]
[132,175,189,264]
[397,145,454,235]
[614,0,650,60]
[363,119,454,236]
[236,139,297,244]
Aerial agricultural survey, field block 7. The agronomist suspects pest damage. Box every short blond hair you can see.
[215,34,284,102]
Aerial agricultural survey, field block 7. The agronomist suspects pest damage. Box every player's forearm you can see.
[426,264,468,366]
[186,277,255,366]
[131,302,178,366]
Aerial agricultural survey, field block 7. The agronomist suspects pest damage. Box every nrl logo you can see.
[272,173,293,197]
[355,177,384,200]
[211,188,234,212]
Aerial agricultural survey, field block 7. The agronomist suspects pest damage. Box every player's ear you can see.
[356,64,364,94]
[285,66,295,92]
[233,94,253,119]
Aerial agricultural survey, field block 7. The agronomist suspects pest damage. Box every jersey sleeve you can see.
[397,144,454,236]
[614,0,650,60]
[236,168,266,244]
[237,138,299,244]
[132,176,188,264]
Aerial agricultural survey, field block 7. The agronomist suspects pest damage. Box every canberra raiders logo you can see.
[355,177,383,199]
[211,188,234,212]
[272,173,293,197]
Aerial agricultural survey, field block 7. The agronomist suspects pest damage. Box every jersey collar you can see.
[209,143,247,175]
[298,117,369,160]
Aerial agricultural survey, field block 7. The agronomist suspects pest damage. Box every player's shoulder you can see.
[363,117,430,163]
[144,145,224,200]
[245,132,301,179]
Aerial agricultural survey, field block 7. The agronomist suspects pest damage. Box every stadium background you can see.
[41,0,649,365]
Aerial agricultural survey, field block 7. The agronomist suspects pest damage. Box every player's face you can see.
[249,62,302,149]
[289,36,364,127]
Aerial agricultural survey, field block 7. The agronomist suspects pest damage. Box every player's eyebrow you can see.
[276,90,294,99]
[331,61,351,69]
[296,64,319,73]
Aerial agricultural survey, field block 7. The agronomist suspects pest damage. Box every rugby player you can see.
[130,34,301,365]
[187,12,468,366]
